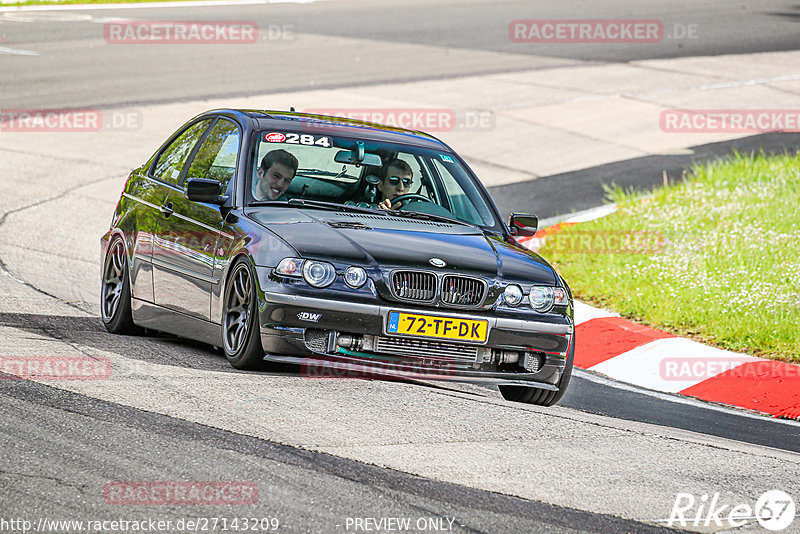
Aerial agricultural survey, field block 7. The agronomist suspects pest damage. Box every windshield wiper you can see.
[249,199,385,216]
[249,200,477,226]
[389,209,479,229]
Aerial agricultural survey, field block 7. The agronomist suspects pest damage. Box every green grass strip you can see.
[541,151,800,363]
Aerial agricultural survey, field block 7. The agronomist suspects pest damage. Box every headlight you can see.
[344,266,368,288]
[276,257,303,277]
[529,286,555,313]
[302,260,337,288]
[503,284,523,306]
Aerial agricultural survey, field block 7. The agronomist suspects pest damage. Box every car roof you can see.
[206,109,454,152]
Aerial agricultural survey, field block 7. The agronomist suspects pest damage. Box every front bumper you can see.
[256,284,573,389]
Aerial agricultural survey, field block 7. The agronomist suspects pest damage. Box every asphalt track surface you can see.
[3,0,800,109]
[1,375,684,534]
[2,1,800,532]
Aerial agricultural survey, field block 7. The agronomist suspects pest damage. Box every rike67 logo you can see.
[667,490,795,531]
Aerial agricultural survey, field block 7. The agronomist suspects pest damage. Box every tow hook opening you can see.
[336,333,363,351]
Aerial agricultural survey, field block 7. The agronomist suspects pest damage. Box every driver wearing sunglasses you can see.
[377,159,414,210]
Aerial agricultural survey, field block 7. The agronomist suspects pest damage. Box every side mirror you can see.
[509,213,538,237]
[185,178,226,205]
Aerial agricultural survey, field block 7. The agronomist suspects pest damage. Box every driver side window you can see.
[396,152,433,199]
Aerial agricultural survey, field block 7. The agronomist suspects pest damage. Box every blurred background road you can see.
[3,0,800,108]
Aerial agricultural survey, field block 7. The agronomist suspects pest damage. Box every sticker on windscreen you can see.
[264,132,286,143]
[264,132,331,147]
[439,154,455,163]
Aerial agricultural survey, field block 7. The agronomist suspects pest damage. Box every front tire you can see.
[499,333,575,406]
[222,258,264,369]
[101,238,141,335]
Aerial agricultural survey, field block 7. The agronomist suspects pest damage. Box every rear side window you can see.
[185,119,240,188]
[151,119,211,185]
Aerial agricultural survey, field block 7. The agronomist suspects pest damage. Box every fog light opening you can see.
[522,351,546,373]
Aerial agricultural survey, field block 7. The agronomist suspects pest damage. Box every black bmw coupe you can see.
[101,109,575,406]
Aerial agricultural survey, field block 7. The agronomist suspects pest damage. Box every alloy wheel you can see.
[101,240,125,321]
[224,264,252,354]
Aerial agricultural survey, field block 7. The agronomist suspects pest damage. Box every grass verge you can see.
[540,151,800,363]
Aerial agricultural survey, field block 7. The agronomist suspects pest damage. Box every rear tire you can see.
[101,238,141,335]
[499,333,575,406]
[222,258,265,370]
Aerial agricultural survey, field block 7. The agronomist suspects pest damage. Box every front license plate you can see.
[386,311,488,343]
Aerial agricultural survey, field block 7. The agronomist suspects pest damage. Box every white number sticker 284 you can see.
[285,133,331,148]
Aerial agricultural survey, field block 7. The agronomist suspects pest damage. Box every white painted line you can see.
[589,337,762,394]
[87,16,139,23]
[641,72,800,95]
[557,72,800,105]
[574,368,800,427]
[573,300,618,325]
[538,202,616,228]
[564,203,617,223]
[2,11,92,21]
[0,0,325,13]
[527,204,616,253]
[0,45,39,55]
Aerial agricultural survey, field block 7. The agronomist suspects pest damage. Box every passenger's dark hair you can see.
[381,158,412,179]
[260,149,298,177]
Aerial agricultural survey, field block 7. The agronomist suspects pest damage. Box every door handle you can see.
[160,202,173,216]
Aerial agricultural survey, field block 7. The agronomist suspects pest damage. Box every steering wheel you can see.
[389,193,433,208]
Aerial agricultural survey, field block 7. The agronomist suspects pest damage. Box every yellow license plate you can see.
[386,311,488,343]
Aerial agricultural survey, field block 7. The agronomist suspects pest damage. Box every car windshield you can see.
[248,130,500,230]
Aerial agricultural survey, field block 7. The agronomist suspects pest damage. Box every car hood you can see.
[248,208,557,285]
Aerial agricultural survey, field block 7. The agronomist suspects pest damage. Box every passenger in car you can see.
[253,149,299,201]
[376,158,413,209]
